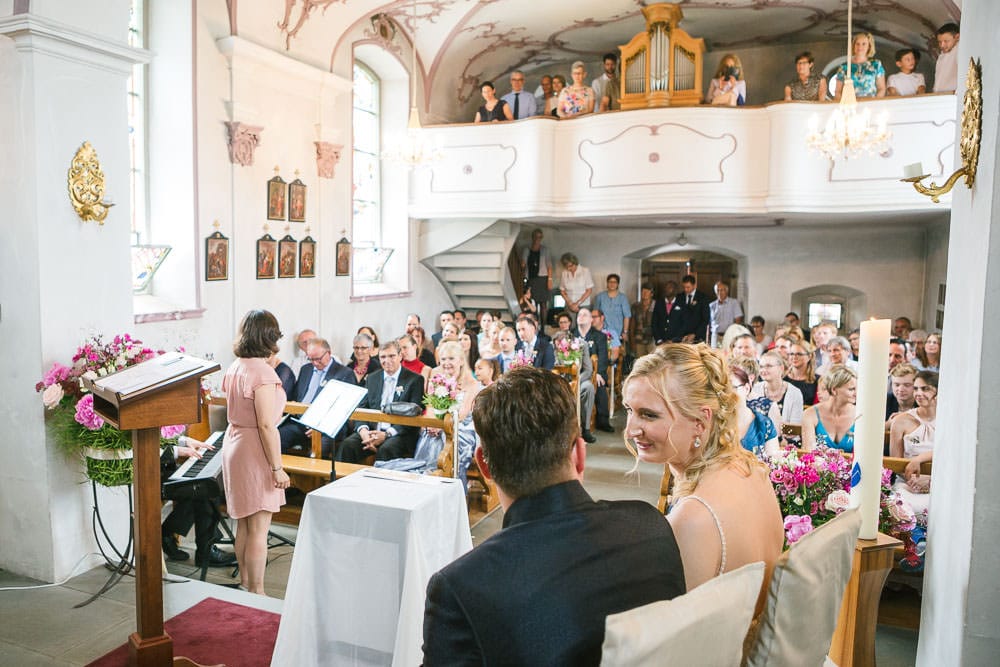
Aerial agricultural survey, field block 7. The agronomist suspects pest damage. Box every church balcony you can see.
[409,93,957,223]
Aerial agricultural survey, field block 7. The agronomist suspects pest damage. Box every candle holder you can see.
[901,58,981,203]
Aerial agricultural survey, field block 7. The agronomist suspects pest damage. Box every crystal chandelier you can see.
[805,0,891,160]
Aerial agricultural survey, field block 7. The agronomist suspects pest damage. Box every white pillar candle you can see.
[850,318,891,539]
[903,162,924,179]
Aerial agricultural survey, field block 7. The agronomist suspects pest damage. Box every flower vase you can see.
[433,408,447,420]
[81,445,135,487]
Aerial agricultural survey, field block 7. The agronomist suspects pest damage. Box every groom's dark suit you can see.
[422,480,685,665]
[335,366,424,466]
[278,360,355,457]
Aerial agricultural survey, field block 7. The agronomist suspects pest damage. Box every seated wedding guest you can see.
[347,332,381,386]
[889,370,937,526]
[478,320,501,360]
[399,333,432,386]
[556,310,574,333]
[848,328,861,360]
[810,321,836,370]
[289,328,318,376]
[412,326,437,368]
[707,53,747,105]
[577,307,613,433]
[458,328,480,370]
[357,326,380,356]
[786,340,818,405]
[515,313,555,370]
[335,340,425,467]
[728,331,758,361]
[435,321,461,364]
[893,316,913,339]
[431,311,455,348]
[889,338,909,374]
[551,329,597,444]
[623,344,783,608]
[473,81,512,123]
[547,74,565,116]
[268,352,295,400]
[906,329,928,364]
[559,252,594,314]
[784,51,825,101]
[476,311,494,348]
[592,308,621,364]
[835,32,886,99]
[474,357,500,387]
[423,367,685,665]
[802,365,857,452]
[816,336,859,376]
[377,341,481,488]
[887,48,926,96]
[518,284,538,316]
[917,332,941,372]
[405,313,421,336]
[731,362,779,459]
[494,326,519,374]
[278,338,355,457]
[749,315,772,356]
[886,362,918,428]
[556,61,596,118]
[749,350,805,439]
[933,22,960,93]
[772,333,793,361]
[453,309,468,332]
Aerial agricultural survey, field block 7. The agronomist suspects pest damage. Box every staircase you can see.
[419,220,520,324]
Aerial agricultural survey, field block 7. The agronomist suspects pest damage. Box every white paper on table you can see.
[296,379,367,438]
[93,351,206,395]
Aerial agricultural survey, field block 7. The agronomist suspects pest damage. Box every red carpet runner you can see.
[86,597,280,667]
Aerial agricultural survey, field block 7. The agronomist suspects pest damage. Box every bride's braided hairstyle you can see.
[624,343,759,497]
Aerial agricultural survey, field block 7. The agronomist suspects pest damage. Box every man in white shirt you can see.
[709,281,744,348]
[933,23,960,93]
[289,328,318,376]
[501,70,536,120]
[591,53,620,113]
[534,74,553,115]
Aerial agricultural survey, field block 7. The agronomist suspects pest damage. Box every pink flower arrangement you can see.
[783,515,813,545]
[509,348,536,370]
[423,373,459,412]
[553,336,583,365]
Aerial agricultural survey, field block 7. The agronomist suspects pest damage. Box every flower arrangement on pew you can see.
[423,373,459,419]
[508,348,536,370]
[553,336,583,366]
[768,445,919,564]
[35,333,185,487]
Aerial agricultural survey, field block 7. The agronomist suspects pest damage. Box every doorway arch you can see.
[624,241,748,304]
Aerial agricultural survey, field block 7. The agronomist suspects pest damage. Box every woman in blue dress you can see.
[730,361,779,459]
[801,365,857,452]
[375,340,482,488]
[834,32,886,99]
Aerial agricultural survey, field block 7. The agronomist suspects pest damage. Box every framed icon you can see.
[288,178,306,222]
[267,175,286,221]
[335,237,351,276]
[256,233,277,279]
[278,235,297,279]
[299,236,316,278]
[205,231,229,281]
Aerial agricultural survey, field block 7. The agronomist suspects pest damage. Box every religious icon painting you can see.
[299,236,316,278]
[205,231,229,281]
[256,233,277,279]
[278,235,297,279]
[335,237,351,277]
[288,178,307,222]
[267,175,286,221]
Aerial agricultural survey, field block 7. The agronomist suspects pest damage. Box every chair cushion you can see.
[601,562,765,666]
[744,508,862,667]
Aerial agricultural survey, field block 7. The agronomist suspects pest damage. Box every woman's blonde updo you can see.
[624,343,759,497]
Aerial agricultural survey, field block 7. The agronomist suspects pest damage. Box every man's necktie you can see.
[513,93,520,119]
[687,294,692,305]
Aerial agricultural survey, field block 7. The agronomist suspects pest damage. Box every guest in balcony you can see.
[887,48,926,96]
[591,52,621,112]
[556,61,596,118]
[534,74,554,116]
[473,81,512,123]
[707,54,747,106]
[784,51,825,101]
[546,75,565,117]
[501,70,535,120]
[834,32,886,99]
[558,252,594,314]
[933,23,960,93]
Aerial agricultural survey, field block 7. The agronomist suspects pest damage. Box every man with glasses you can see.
[278,338,354,457]
[502,70,536,120]
[336,340,425,468]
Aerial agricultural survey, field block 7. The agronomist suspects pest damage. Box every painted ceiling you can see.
[234,1,962,117]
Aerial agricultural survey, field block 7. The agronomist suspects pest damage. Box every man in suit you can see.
[651,280,678,344]
[336,340,425,466]
[278,338,354,458]
[494,326,519,373]
[666,274,711,343]
[514,313,555,370]
[576,307,613,432]
[430,310,454,348]
[422,368,685,665]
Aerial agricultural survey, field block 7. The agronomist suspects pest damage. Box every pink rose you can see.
[74,394,105,430]
[825,489,851,512]
[888,497,916,526]
[784,514,814,544]
[42,383,64,409]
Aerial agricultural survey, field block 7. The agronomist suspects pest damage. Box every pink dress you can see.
[221,357,286,519]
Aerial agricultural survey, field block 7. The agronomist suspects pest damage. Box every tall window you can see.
[127,0,148,243]
[353,63,380,249]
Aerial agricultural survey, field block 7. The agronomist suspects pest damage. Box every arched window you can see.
[353,63,381,251]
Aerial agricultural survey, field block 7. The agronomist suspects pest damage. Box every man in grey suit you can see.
[422,367,685,666]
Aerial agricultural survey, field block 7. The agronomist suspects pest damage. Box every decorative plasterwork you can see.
[315,141,343,178]
[828,119,956,183]
[428,143,517,193]
[225,121,264,167]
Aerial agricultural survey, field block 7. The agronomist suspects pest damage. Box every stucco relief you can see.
[315,141,343,179]
[225,121,264,167]
[579,123,737,188]
[828,119,956,182]
[428,143,516,193]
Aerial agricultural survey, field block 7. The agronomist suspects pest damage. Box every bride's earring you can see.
[694,436,702,448]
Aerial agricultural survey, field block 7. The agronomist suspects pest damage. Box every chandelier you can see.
[381,0,442,167]
[805,0,891,160]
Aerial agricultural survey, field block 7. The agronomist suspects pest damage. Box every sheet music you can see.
[296,379,367,438]
[93,352,207,396]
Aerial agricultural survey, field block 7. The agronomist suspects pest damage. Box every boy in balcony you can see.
[887,48,926,96]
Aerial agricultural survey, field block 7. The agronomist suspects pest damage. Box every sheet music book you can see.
[93,352,207,397]
[296,379,367,438]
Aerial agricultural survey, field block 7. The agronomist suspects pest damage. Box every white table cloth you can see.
[271,469,472,667]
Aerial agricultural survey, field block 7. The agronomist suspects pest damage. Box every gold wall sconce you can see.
[901,58,982,203]
[68,141,114,224]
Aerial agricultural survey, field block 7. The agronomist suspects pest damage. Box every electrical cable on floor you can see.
[0,552,104,591]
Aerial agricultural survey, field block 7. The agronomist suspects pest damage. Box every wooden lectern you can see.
[85,354,220,667]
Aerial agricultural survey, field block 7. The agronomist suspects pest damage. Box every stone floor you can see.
[0,416,919,666]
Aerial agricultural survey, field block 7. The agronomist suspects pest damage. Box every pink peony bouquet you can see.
[423,373,459,413]
[553,336,583,366]
[35,333,185,486]
[508,348,536,370]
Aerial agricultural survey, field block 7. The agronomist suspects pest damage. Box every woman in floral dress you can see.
[557,61,596,118]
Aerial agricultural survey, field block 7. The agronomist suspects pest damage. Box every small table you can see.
[271,469,473,667]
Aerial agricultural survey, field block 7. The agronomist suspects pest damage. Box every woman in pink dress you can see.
[222,309,290,594]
